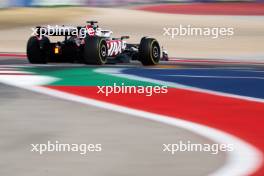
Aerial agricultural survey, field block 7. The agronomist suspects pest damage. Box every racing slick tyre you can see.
[83,36,108,65]
[139,37,160,65]
[27,36,50,64]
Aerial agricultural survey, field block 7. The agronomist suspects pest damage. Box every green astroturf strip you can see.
[22,67,162,86]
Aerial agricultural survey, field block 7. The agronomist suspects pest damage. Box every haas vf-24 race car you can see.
[27,21,168,65]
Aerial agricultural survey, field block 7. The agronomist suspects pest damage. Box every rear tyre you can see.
[139,37,160,66]
[83,36,107,65]
[27,36,50,64]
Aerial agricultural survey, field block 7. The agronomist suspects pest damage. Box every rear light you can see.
[54,47,59,54]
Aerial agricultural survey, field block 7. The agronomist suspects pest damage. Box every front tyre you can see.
[26,36,50,64]
[139,37,160,66]
[83,36,108,65]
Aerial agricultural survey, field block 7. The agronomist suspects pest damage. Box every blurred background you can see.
[1,0,264,7]
[0,0,263,60]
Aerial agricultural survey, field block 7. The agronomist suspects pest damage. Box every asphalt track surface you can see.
[0,84,225,176]
[1,55,264,176]
[0,56,227,176]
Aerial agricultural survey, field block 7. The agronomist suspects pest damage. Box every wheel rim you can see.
[152,44,160,63]
[153,46,159,58]
[101,45,107,57]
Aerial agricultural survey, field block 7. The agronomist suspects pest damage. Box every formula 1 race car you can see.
[27,21,168,65]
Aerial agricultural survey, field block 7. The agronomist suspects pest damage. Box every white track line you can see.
[0,70,33,74]
[0,72,262,176]
[0,75,58,86]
